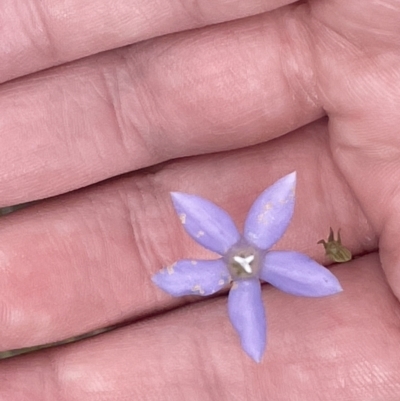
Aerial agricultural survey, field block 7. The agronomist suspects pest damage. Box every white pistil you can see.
[233,255,255,274]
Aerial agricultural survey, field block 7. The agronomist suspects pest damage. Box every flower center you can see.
[224,241,262,279]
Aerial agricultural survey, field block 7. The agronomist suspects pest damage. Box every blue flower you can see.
[152,172,342,362]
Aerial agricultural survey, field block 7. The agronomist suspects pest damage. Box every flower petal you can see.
[171,192,240,255]
[260,251,343,297]
[244,172,296,250]
[152,259,230,297]
[228,278,266,363]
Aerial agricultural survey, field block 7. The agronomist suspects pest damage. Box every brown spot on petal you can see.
[257,203,273,224]
[192,285,204,295]
[166,263,176,274]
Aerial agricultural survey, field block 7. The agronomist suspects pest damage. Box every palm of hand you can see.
[1,1,400,399]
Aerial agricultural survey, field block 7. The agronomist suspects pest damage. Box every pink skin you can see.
[0,0,399,399]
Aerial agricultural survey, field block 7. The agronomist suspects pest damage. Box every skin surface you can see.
[0,0,400,399]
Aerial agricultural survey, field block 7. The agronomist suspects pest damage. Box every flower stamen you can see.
[233,255,255,274]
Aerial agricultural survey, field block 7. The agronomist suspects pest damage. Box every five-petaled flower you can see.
[152,172,342,362]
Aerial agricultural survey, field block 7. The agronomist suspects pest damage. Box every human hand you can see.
[1,0,400,399]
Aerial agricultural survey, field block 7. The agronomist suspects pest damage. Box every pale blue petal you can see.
[171,192,240,255]
[152,259,230,297]
[244,172,296,250]
[260,251,343,297]
[228,278,266,363]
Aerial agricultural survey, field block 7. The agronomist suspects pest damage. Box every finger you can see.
[0,5,323,205]
[0,0,296,83]
[1,254,399,400]
[0,120,375,350]
[308,1,400,297]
